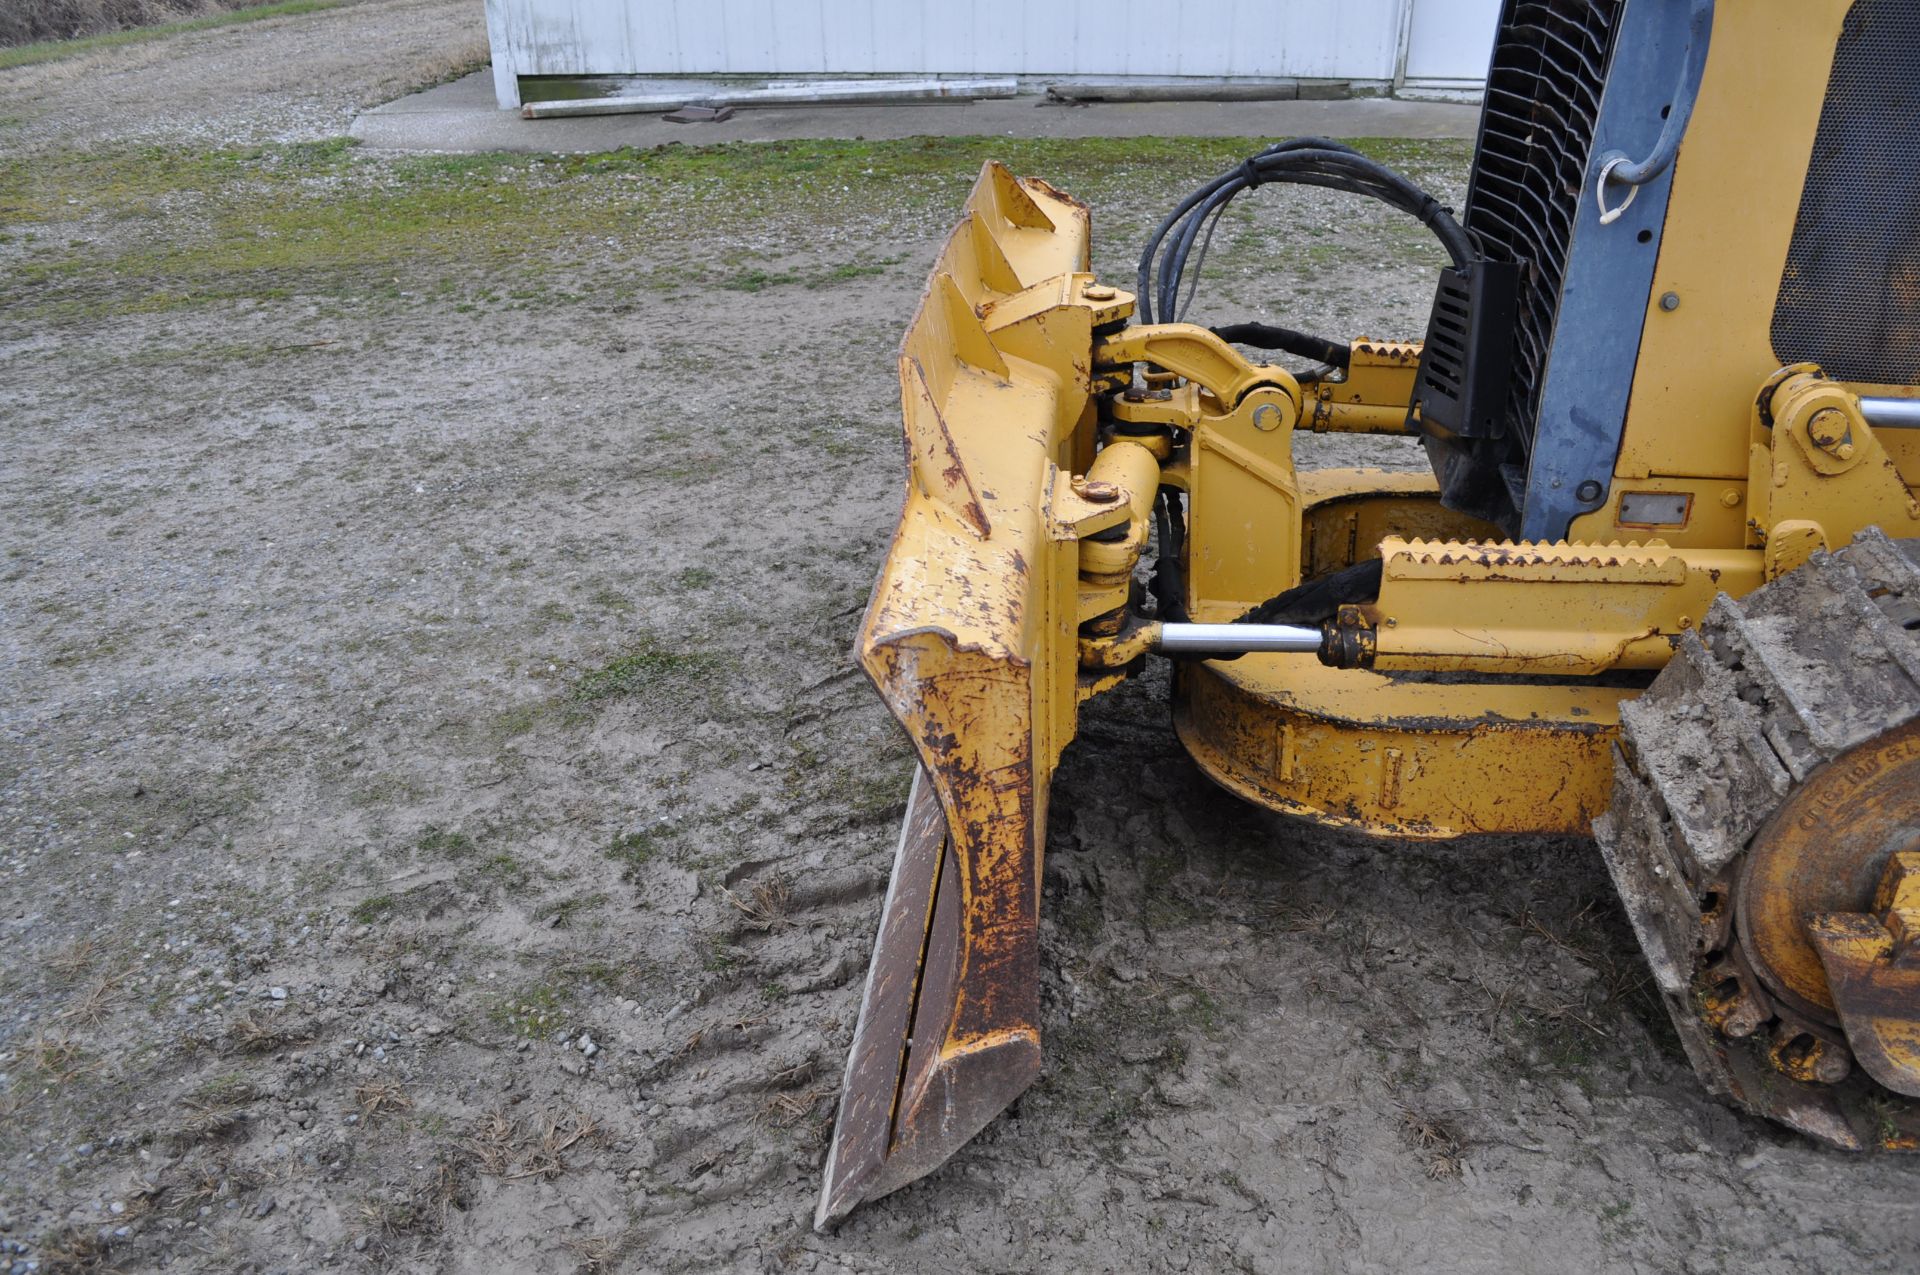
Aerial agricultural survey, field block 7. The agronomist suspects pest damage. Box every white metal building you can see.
[482,0,1502,110]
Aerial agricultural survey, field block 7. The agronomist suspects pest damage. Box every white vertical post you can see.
[483,0,522,108]
[1393,0,1416,94]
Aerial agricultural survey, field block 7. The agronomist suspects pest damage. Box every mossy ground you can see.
[0,135,1469,327]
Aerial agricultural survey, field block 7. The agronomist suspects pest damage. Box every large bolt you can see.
[1074,478,1122,504]
[1806,408,1855,459]
[1722,990,1768,1039]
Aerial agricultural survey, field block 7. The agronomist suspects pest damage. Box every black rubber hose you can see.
[1160,157,1470,306]
[1135,138,1355,322]
[1235,558,1383,627]
[1211,323,1350,370]
[1136,138,1473,324]
[1149,139,1367,318]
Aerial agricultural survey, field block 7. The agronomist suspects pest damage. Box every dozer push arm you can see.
[1092,324,1296,410]
[1096,330,1423,437]
[1320,539,1762,675]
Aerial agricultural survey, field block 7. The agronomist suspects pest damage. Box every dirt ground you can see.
[3,3,1918,1272]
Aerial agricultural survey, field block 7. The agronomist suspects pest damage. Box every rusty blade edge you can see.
[815,766,948,1230]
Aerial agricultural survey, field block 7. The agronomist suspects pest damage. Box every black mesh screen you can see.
[1771,0,1920,386]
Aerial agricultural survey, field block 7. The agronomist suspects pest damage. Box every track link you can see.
[1596,529,1920,1148]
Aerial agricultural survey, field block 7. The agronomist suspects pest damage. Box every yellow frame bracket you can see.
[1749,366,1920,578]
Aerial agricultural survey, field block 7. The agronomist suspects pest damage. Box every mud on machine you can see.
[815,0,1920,1225]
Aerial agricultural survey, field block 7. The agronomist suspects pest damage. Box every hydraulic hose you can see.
[1136,138,1474,325]
[1210,322,1351,370]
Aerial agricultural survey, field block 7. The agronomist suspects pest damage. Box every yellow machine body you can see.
[818,0,1920,1225]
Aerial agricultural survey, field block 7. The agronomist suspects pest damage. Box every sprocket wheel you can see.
[1596,529,1920,1149]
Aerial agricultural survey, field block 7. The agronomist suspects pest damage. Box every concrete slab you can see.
[351,71,1481,153]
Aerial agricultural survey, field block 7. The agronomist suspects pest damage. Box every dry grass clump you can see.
[760,1085,832,1129]
[46,937,101,982]
[353,1079,414,1123]
[169,1077,258,1146]
[38,1225,112,1272]
[459,1106,604,1181]
[357,1155,471,1246]
[19,1032,103,1086]
[1399,1108,1466,1180]
[722,875,792,932]
[55,971,128,1027]
[560,1235,616,1274]
[225,1011,312,1055]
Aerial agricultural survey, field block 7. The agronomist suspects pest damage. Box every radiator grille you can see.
[1771,0,1920,386]
[1463,0,1625,461]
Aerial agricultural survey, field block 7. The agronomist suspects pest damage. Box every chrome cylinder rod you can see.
[1860,397,1920,430]
[1155,622,1323,655]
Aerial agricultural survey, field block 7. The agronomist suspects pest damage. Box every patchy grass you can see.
[717,255,902,292]
[1044,977,1226,1149]
[476,851,529,889]
[671,567,714,591]
[531,891,607,929]
[718,267,799,293]
[415,825,474,859]
[586,585,634,612]
[489,703,543,740]
[1138,848,1214,932]
[572,636,718,703]
[813,256,900,285]
[350,893,396,924]
[0,136,1470,326]
[489,982,567,1038]
[604,828,674,880]
[702,937,742,974]
[0,0,350,72]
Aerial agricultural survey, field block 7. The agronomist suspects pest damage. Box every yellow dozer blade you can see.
[815,163,1138,1226]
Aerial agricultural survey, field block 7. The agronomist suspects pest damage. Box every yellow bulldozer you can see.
[816,0,1920,1226]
